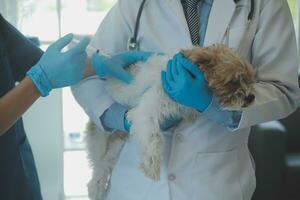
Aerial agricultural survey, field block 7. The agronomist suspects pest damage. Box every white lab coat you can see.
[72,0,300,199]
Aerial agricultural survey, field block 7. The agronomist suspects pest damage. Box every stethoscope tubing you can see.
[128,0,255,50]
[128,0,147,50]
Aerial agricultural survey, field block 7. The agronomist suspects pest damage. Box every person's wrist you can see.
[26,64,52,97]
[196,93,213,112]
[91,53,106,77]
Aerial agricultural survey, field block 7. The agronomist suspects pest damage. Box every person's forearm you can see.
[84,58,96,78]
[202,96,242,130]
[0,77,40,136]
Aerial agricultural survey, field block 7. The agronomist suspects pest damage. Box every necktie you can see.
[184,0,200,45]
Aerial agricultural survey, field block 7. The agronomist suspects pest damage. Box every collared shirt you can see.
[101,0,242,132]
[181,0,213,47]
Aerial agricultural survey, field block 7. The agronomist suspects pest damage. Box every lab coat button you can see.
[175,133,183,143]
[168,174,176,181]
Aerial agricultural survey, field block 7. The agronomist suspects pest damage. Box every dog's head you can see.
[181,44,256,110]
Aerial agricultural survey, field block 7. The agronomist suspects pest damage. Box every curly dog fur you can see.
[85,44,256,200]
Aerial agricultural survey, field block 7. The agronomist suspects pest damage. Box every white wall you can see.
[23,90,64,200]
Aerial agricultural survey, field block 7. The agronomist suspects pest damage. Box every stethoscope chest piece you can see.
[127,0,147,51]
[128,37,139,51]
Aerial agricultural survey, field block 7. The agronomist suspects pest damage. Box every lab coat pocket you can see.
[190,148,244,200]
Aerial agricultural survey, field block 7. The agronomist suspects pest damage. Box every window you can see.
[59,1,116,199]
[288,0,300,68]
[289,0,299,20]
[288,0,299,37]
[14,0,116,199]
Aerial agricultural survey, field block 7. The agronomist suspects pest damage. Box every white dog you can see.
[85,45,256,200]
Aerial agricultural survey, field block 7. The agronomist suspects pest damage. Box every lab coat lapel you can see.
[166,0,192,45]
[204,0,236,46]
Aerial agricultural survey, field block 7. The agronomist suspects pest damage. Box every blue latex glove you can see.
[161,53,213,112]
[91,51,152,84]
[27,33,90,96]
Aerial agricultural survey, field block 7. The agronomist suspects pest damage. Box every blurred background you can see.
[0,0,116,199]
[0,0,299,200]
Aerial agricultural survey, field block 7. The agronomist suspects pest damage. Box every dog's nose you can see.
[243,94,255,107]
[246,94,255,103]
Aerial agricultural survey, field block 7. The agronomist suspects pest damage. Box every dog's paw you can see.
[87,175,111,200]
[140,153,161,181]
[87,180,103,200]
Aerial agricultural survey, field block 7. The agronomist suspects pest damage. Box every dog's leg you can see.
[85,121,111,200]
[127,87,163,181]
[85,122,127,200]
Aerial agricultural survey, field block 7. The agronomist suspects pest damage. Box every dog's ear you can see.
[181,47,217,67]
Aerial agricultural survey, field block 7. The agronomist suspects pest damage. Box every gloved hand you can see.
[27,33,90,96]
[91,51,152,84]
[161,53,213,112]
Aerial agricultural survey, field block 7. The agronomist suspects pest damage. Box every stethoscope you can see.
[127,0,255,51]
